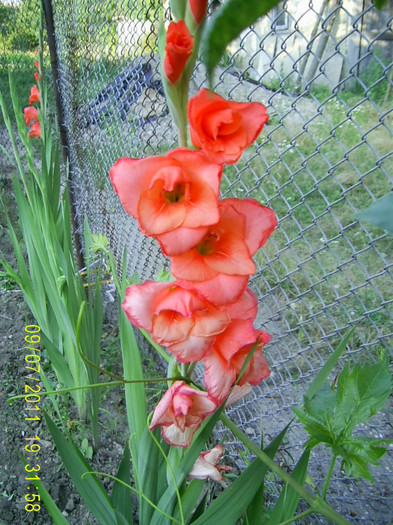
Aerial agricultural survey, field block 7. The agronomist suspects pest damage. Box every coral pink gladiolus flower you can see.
[204,322,271,403]
[171,198,277,282]
[29,120,41,139]
[189,0,208,25]
[164,20,194,84]
[29,85,40,104]
[188,88,269,164]
[150,381,217,447]
[122,281,230,362]
[189,444,232,481]
[110,149,222,255]
[23,106,38,126]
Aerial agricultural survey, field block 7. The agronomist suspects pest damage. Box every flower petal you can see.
[122,281,170,332]
[225,198,277,255]
[178,274,248,306]
[156,226,209,256]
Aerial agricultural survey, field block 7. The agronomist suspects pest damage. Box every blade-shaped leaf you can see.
[244,433,264,525]
[44,413,118,525]
[202,0,281,80]
[137,427,168,525]
[268,448,311,524]
[172,479,204,524]
[21,457,69,525]
[305,327,354,401]
[111,442,133,525]
[355,192,393,236]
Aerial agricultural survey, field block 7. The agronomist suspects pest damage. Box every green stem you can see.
[178,121,188,148]
[322,455,337,500]
[279,508,314,525]
[220,414,351,525]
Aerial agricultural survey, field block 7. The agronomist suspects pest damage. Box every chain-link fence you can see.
[1,0,392,523]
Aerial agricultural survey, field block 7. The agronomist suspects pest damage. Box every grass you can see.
[0,51,38,124]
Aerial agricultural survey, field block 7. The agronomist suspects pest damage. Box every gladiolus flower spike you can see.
[111,87,275,450]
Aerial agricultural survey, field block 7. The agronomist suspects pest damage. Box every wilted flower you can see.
[188,444,231,481]
[150,381,217,447]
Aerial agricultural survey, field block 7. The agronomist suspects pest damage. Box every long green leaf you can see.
[173,479,204,524]
[44,413,118,525]
[202,0,281,80]
[150,406,225,525]
[137,427,166,524]
[305,328,354,401]
[244,433,264,525]
[111,442,133,525]
[268,448,311,524]
[355,192,393,236]
[116,250,147,452]
[21,457,69,525]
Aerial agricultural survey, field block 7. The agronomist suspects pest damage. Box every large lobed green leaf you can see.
[294,352,392,480]
[202,0,281,80]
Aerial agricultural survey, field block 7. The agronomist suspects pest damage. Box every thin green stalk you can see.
[322,455,337,500]
[149,430,186,525]
[82,471,182,525]
[278,508,314,525]
[8,375,195,403]
[220,414,351,525]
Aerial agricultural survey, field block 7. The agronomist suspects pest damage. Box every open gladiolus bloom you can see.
[188,88,269,164]
[23,106,38,126]
[122,281,230,362]
[110,149,223,255]
[29,120,41,138]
